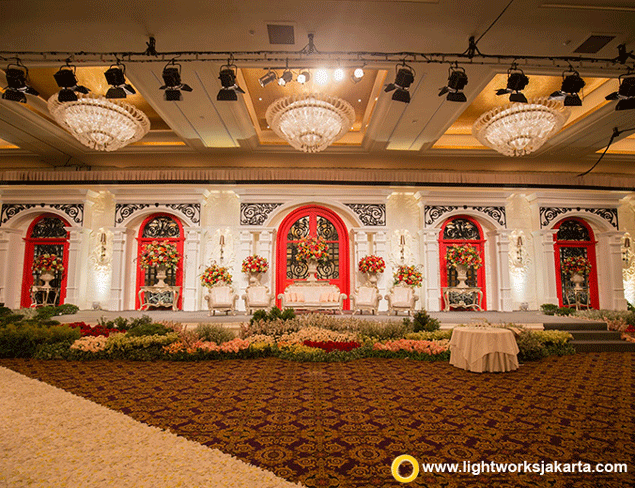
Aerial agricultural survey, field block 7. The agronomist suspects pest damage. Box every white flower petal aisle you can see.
[0,367,304,488]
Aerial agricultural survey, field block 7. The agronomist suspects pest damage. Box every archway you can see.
[438,215,487,310]
[553,217,599,309]
[276,205,350,309]
[21,214,70,307]
[135,213,185,310]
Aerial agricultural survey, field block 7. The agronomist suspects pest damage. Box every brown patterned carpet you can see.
[2,353,634,488]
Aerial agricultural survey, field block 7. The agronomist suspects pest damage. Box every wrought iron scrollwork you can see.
[345,204,386,226]
[443,218,481,240]
[142,216,181,238]
[286,243,308,279]
[240,203,283,226]
[165,204,200,224]
[1,203,83,225]
[317,217,338,240]
[50,204,84,225]
[540,206,618,229]
[115,204,150,225]
[287,216,310,240]
[31,217,68,238]
[556,220,591,241]
[425,205,506,227]
[317,243,339,280]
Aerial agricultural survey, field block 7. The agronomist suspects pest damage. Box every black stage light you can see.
[496,68,529,103]
[217,64,245,101]
[439,66,468,102]
[549,70,586,106]
[2,63,39,103]
[605,75,635,111]
[351,67,364,83]
[104,65,136,99]
[385,63,415,103]
[53,64,89,102]
[159,62,193,101]
[297,71,310,84]
[259,70,277,87]
[278,69,293,86]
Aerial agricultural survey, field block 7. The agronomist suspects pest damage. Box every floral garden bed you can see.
[0,306,575,363]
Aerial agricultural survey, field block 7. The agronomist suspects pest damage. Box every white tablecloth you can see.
[449,327,519,373]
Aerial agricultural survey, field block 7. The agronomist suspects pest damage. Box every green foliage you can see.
[195,324,236,344]
[281,308,296,320]
[0,323,80,358]
[516,329,575,362]
[628,301,635,312]
[540,303,559,315]
[0,313,25,327]
[412,310,440,332]
[516,330,548,362]
[126,322,171,337]
[0,306,12,317]
[97,315,152,331]
[555,306,574,316]
[357,320,414,342]
[55,303,80,316]
[34,341,73,360]
[405,330,453,341]
[249,306,295,325]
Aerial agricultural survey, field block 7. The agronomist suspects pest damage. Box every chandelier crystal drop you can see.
[48,93,150,151]
[472,97,570,157]
[266,93,355,153]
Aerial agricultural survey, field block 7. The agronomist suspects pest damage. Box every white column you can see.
[0,228,23,308]
[420,228,441,311]
[487,229,513,311]
[236,231,253,311]
[352,230,370,292]
[256,229,275,291]
[532,229,559,306]
[64,227,88,308]
[374,231,388,311]
[598,231,627,310]
[183,227,202,311]
[108,227,132,311]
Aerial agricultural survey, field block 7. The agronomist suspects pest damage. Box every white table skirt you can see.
[449,327,519,373]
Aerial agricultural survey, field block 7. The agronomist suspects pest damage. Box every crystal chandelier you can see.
[48,93,150,151]
[472,98,570,157]
[266,93,355,153]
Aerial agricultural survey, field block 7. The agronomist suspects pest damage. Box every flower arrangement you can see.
[32,253,64,273]
[138,240,181,270]
[445,245,483,270]
[358,255,386,274]
[561,255,591,275]
[393,265,423,287]
[241,255,269,274]
[296,236,329,262]
[200,263,232,287]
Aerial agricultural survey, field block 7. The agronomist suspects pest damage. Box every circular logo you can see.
[391,455,419,483]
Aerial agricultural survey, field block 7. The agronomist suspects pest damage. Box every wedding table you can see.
[449,327,519,373]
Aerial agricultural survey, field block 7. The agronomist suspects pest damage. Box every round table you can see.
[449,327,519,373]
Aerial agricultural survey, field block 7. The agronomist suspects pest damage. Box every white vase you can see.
[307,259,318,282]
[155,265,168,287]
[455,264,468,288]
[248,271,261,285]
[571,272,585,291]
[40,271,55,288]
[366,272,378,286]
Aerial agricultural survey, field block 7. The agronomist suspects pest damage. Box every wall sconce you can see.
[399,234,406,263]
[509,230,529,272]
[219,234,225,264]
[622,233,633,269]
[89,228,113,271]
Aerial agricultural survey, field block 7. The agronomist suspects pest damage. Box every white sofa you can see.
[278,282,347,313]
[385,283,419,315]
[242,284,275,314]
[204,283,239,316]
[350,285,381,315]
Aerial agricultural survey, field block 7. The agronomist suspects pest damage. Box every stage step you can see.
[544,320,635,352]
[569,340,635,353]
[543,321,607,331]
[568,330,622,341]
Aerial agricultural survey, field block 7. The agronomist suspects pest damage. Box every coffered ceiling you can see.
[0,0,634,179]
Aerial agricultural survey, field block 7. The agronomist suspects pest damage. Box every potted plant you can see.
[393,264,423,288]
[296,236,329,281]
[242,255,269,285]
[445,245,483,288]
[32,253,64,287]
[561,255,591,290]
[138,240,181,287]
[201,263,232,288]
[358,255,386,285]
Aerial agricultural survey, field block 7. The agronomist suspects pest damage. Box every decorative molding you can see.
[240,203,282,226]
[424,205,506,227]
[1,203,84,225]
[115,203,200,225]
[539,206,618,229]
[345,204,386,226]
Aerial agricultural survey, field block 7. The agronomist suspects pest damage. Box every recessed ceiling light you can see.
[358,99,362,102]
[315,69,328,85]
[333,68,344,82]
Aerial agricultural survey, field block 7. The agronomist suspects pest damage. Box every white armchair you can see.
[385,283,419,315]
[204,283,239,316]
[242,284,274,314]
[350,285,381,315]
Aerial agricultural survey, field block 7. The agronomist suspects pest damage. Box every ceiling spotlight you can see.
[384,63,415,104]
[315,69,329,85]
[438,66,468,102]
[297,70,311,84]
[549,69,586,106]
[159,61,193,101]
[53,63,90,102]
[104,64,136,99]
[496,67,529,103]
[278,69,293,86]
[605,74,635,111]
[217,63,245,101]
[351,67,364,83]
[2,62,39,103]
[258,70,277,87]
[333,68,344,82]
